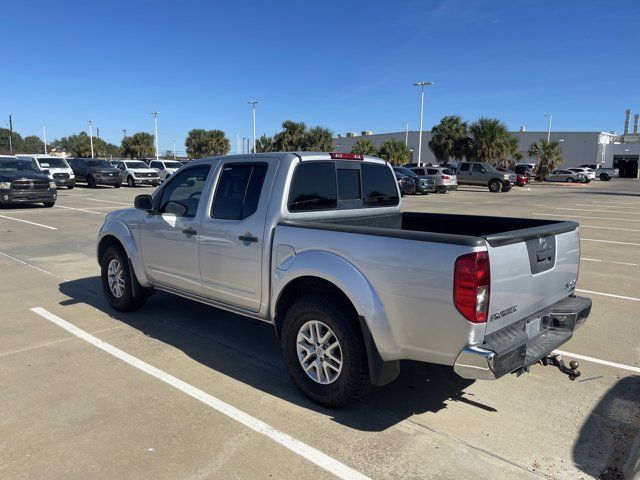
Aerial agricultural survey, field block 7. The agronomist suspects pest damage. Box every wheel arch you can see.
[97,220,150,287]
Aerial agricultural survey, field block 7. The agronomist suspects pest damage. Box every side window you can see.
[459,163,470,172]
[337,168,361,200]
[472,164,485,173]
[158,166,211,217]
[212,163,268,220]
[427,169,437,175]
[288,162,337,212]
[117,162,125,170]
[361,163,399,206]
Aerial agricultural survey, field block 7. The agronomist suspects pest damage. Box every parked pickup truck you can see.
[97,152,591,407]
[579,164,619,181]
[457,162,516,192]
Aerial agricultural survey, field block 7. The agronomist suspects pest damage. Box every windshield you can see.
[87,160,112,168]
[0,159,38,173]
[442,168,454,175]
[37,158,68,168]
[164,161,182,168]
[125,161,149,169]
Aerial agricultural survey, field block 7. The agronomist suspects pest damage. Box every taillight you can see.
[454,251,490,323]
[441,175,450,180]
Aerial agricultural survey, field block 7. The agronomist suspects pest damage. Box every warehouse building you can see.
[333,110,640,177]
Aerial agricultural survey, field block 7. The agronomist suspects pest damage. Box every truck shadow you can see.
[573,376,640,479]
[58,276,491,432]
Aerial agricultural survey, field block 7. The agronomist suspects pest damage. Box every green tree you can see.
[527,139,563,179]
[466,117,514,164]
[302,126,333,151]
[162,150,176,159]
[20,135,45,154]
[255,134,275,153]
[350,138,378,156]
[185,129,231,158]
[378,139,410,165]
[428,115,469,163]
[121,132,155,159]
[273,120,307,151]
[50,132,113,158]
[0,128,24,154]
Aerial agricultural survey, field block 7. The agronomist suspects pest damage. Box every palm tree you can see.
[273,120,307,151]
[185,129,230,158]
[302,126,334,151]
[255,134,275,153]
[466,117,512,164]
[527,140,563,179]
[378,139,410,165]
[428,115,468,163]
[351,138,378,156]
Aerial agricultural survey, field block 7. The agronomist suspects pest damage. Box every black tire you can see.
[437,186,447,194]
[152,182,159,188]
[87,176,96,189]
[114,184,121,188]
[100,245,148,312]
[501,186,511,192]
[43,202,55,208]
[488,179,501,192]
[127,176,135,187]
[600,173,610,181]
[68,185,74,190]
[566,178,574,183]
[280,296,371,408]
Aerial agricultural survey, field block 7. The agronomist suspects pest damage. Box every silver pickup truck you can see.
[97,152,591,407]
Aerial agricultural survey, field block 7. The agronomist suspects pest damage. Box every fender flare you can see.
[98,219,150,287]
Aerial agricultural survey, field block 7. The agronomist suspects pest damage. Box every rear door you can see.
[458,163,470,183]
[198,159,276,312]
[484,227,580,334]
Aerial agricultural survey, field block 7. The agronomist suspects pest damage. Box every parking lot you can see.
[1,180,639,480]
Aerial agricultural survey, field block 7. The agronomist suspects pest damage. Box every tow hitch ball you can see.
[540,354,581,380]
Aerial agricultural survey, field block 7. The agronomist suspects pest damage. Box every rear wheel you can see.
[100,245,148,311]
[87,176,96,188]
[600,173,610,181]
[566,178,574,183]
[280,296,371,408]
[488,179,501,192]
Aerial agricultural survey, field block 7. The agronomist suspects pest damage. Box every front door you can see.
[140,165,211,295]
[198,160,274,312]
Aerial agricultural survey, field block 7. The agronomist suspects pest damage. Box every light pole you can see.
[545,113,552,142]
[88,120,94,158]
[151,112,159,160]
[42,126,48,154]
[413,81,434,166]
[404,121,409,147]
[248,100,259,153]
[172,140,176,160]
[122,129,127,139]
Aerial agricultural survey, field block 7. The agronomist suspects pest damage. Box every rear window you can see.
[288,162,337,211]
[442,168,453,175]
[362,164,399,206]
[337,169,361,200]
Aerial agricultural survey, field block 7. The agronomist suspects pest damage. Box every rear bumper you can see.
[454,295,591,380]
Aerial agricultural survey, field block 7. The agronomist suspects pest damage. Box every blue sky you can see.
[3,0,639,152]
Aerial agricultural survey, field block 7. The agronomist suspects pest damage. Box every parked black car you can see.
[393,166,435,194]
[395,173,416,196]
[68,158,122,188]
[0,156,57,207]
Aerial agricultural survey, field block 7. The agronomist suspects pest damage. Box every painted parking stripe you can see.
[582,238,640,246]
[29,307,371,480]
[554,350,640,374]
[580,225,640,232]
[581,257,639,267]
[575,203,640,209]
[556,207,640,215]
[55,205,104,215]
[0,213,57,230]
[0,251,66,280]
[576,288,640,302]
[531,212,640,222]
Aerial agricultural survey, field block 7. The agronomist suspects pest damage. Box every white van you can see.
[17,155,75,189]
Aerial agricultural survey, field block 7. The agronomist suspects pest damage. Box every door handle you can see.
[182,228,198,236]
[238,234,259,243]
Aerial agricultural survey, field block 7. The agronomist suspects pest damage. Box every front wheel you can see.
[68,185,74,190]
[100,246,148,311]
[566,178,574,183]
[127,176,136,187]
[114,184,121,188]
[87,176,96,189]
[488,179,501,192]
[280,296,371,408]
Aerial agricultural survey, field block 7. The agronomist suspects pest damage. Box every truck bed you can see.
[281,212,578,247]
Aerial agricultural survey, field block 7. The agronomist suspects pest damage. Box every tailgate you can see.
[484,226,580,335]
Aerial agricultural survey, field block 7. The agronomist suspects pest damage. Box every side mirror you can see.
[134,194,154,212]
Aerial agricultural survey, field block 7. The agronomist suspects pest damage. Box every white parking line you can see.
[0,251,66,280]
[87,198,131,205]
[575,203,639,209]
[55,205,104,215]
[554,350,640,374]
[0,214,57,230]
[556,207,640,215]
[30,307,371,480]
[581,257,639,267]
[582,238,640,246]
[532,212,640,222]
[576,288,640,302]
[580,225,640,232]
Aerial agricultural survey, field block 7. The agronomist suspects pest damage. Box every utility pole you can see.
[88,120,94,158]
[172,139,176,160]
[404,121,409,147]
[8,114,13,155]
[545,113,552,142]
[413,82,434,166]
[242,137,247,154]
[43,126,48,154]
[122,129,127,139]
[96,127,100,140]
[248,100,259,153]
[151,112,159,160]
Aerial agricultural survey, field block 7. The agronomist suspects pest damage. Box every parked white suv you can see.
[149,159,182,182]
[567,167,595,181]
[116,160,160,187]
[16,154,75,189]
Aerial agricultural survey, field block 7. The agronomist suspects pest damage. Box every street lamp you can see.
[151,112,159,160]
[88,120,94,158]
[404,121,409,147]
[42,126,48,154]
[413,81,434,167]
[545,113,552,142]
[248,101,259,153]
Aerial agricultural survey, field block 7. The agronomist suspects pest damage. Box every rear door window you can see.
[288,162,337,211]
[212,163,268,220]
[472,164,485,173]
[459,163,470,172]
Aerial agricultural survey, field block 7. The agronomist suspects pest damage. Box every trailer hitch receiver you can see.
[540,354,581,380]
